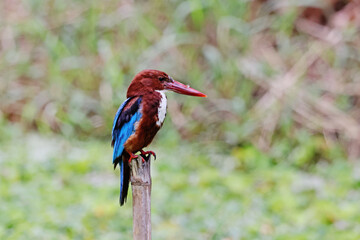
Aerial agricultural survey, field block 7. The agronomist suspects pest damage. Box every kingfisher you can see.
[112,69,206,205]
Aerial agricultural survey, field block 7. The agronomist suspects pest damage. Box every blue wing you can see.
[111,98,131,138]
[112,96,142,205]
[112,96,142,164]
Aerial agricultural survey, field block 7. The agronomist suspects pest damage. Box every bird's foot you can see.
[127,151,145,163]
[140,150,156,160]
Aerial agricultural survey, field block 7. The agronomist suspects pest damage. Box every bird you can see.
[111,69,206,205]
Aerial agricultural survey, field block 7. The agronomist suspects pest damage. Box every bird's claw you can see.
[140,150,156,160]
[127,151,145,163]
[126,150,155,164]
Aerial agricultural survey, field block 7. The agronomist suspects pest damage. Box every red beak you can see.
[164,80,207,97]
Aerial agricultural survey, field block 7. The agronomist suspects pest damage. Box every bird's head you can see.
[127,69,206,98]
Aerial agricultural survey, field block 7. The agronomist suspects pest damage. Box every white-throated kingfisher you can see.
[112,69,206,205]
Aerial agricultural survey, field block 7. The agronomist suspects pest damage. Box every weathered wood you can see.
[130,155,151,240]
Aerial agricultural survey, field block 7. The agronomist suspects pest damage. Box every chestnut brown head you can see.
[127,69,206,98]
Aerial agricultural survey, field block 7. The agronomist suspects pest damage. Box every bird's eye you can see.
[158,77,166,82]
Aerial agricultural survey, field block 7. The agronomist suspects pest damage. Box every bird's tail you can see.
[120,152,130,206]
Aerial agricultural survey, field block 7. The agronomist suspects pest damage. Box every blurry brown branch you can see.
[240,36,360,158]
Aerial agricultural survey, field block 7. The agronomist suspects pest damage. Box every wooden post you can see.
[130,154,152,240]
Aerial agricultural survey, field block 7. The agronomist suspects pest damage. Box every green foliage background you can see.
[1,0,360,239]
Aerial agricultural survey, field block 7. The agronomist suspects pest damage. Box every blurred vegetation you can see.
[1,0,360,239]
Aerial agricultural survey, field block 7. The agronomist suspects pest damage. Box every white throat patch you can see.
[156,90,167,126]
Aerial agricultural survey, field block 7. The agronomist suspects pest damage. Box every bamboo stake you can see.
[130,154,152,240]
